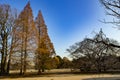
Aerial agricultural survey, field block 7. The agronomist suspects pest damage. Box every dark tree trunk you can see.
[38,69,41,74]
[23,51,27,74]
[1,53,5,74]
[42,68,45,72]
[7,59,10,74]
[20,52,23,75]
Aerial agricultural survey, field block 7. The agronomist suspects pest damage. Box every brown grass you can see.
[0,69,120,80]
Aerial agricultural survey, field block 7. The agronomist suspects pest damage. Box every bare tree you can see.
[6,9,19,74]
[100,0,120,27]
[67,29,119,72]
[0,4,18,75]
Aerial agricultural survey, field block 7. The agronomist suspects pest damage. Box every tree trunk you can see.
[42,68,45,72]
[97,63,102,72]
[1,53,5,74]
[20,52,23,75]
[0,37,8,75]
[23,32,28,74]
[7,60,10,73]
[23,51,27,74]
[4,35,8,74]
[7,57,11,74]
[38,69,41,74]
[7,37,14,74]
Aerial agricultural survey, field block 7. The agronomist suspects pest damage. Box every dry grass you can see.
[1,74,120,80]
[0,69,120,80]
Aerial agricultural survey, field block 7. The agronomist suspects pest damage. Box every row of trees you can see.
[10,55,71,72]
[1,0,119,75]
[34,56,71,70]
[0,2,55,75]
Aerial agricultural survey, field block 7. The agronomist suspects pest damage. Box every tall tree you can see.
[0,4,17,75]
[6,9,18,74]
[16,2,37,74]
[35,11,55,74]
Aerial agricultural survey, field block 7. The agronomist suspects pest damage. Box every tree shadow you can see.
[83,77,120,80]
[0,71,74,79]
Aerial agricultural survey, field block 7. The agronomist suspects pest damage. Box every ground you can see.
[0,69,120,80]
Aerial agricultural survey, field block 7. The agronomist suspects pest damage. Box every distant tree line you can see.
[34,56,72,70]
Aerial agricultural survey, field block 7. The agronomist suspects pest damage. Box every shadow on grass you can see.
[83,77,120,80]
[0,72,74,79]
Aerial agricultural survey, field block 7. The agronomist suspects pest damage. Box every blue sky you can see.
[0,0,120,59]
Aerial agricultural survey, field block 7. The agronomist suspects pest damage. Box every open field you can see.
[0,69,120,80]
[0,74,120,80]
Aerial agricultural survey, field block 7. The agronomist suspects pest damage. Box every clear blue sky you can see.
[1,0,119,58]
